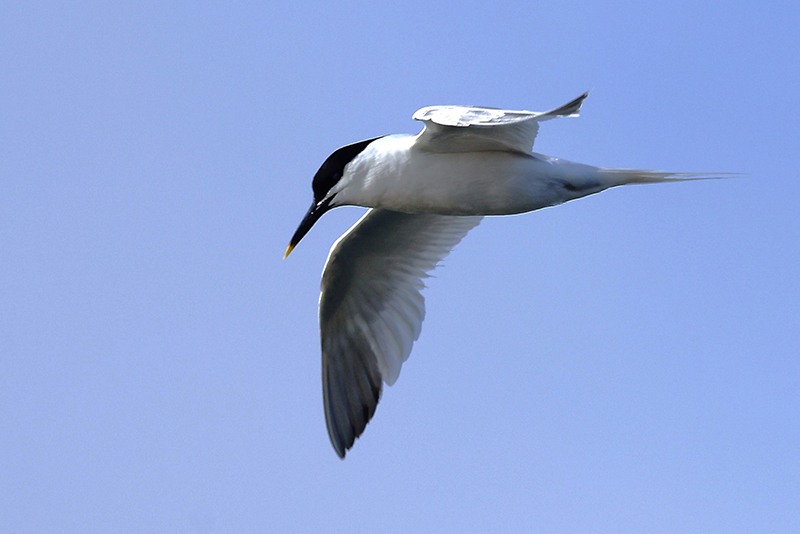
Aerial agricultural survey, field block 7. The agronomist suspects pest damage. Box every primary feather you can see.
[320,209,482,458]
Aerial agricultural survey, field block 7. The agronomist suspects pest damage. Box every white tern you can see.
[285,92,721,458]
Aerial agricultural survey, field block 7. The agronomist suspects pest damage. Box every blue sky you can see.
[2,1,798,532]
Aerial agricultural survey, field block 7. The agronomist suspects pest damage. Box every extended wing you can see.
[413,92,588,154]
[319,209,482,458]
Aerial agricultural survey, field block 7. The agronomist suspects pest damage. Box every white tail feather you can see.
[599,168,736,187]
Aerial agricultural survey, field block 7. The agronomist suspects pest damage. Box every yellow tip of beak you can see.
[283,243,295,259]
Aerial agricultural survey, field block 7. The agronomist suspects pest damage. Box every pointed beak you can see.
[284,199,331,258]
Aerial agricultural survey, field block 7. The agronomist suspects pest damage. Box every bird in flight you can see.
[285,92,719,458]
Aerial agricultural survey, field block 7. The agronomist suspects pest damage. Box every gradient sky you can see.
[2,1,798,532]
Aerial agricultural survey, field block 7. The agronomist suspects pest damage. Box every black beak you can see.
[284,198,331,258]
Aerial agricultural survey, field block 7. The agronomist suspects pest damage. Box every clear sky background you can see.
[2,1,798,532]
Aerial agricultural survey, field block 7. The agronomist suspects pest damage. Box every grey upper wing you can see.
[319,209,482,458]
[413,92,588,154]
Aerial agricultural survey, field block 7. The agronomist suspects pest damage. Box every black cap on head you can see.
[311,137,384,203]
[285,136,384,258]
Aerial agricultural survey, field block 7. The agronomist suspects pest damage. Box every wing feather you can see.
[413,92,589,154]
[319,209,482,457]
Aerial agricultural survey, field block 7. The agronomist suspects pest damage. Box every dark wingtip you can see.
[554,91,590,117]
[323,349,383,460]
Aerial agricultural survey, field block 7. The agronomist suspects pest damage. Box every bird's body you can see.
[334,134,606,215]
[285,92,721,458]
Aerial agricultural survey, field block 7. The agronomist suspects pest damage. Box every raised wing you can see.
[413,92,588,154]
[319,209,482,458]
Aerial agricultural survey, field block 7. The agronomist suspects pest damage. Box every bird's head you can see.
[284,137,383,258]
